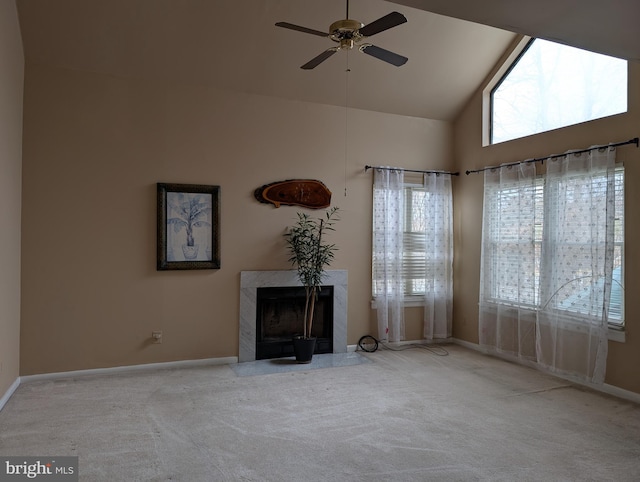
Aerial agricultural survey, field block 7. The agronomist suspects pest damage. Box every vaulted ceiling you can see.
[16,0,639,122]
[15,0,516,121]
[391,0,640,62]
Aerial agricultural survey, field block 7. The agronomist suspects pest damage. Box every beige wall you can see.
[19,62,452,375]
[453,45,640,395]
[0,0,23,398]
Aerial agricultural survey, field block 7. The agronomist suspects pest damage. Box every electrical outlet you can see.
[152,331,163,344]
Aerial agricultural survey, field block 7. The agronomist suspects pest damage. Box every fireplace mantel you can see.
[239,270,347,362]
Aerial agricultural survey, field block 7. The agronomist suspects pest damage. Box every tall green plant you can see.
[284,207,339,339]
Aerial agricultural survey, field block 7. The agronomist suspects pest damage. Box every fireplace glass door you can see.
[256,286,333,359]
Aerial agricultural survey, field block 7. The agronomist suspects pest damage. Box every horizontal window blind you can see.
[611,168,625,323]
[373,182,449,298]
[403,186,427,296]
[483,178,543,306]
[483,167,624,326]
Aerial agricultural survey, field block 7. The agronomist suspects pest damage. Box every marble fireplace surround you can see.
[239,270,348,363]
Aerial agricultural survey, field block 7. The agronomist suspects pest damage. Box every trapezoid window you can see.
[490,39,627,144]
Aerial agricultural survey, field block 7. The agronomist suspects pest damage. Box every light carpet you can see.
[1,345,639,481]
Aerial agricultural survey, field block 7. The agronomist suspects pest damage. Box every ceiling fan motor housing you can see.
[330,19,364,50]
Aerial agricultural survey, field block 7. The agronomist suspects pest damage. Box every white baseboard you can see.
[0,377,20,413]
[600,383,640,405]
[385,338,450,346]
[451,338,640,405]
[451,337,494,355]
[20,356,238,384]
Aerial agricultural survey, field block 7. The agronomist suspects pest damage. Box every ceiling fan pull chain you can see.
[344,53,350,197]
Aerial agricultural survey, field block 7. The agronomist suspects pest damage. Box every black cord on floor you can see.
[357,335,449,356]
[357,335,379,352]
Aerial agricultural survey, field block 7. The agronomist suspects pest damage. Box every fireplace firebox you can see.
[256,286,333,360]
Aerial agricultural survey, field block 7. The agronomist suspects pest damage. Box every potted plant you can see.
[284,206,339,363]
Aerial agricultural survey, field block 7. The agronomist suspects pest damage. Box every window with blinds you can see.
[611,169,625,324]
[483,167,624,327]
[483,178,543,307]
[548,168,625,325]
[371,181,435,298]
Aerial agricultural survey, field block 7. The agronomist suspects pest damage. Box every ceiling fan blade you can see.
[360,44,408,67]
[358,11,407,37]
[301,48,339,70]
[275,22,329,37]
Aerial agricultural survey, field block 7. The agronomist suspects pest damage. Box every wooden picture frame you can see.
[157,183,220,270]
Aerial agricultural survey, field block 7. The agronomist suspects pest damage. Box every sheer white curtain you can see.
[421,173,453,340]
[479,162,538,361]
[372,168,405,342]
[536,148,616,384]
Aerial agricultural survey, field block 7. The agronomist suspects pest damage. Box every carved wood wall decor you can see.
[254,179,332,209]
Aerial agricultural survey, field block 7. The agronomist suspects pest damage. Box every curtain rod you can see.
[465,137,639,175]
[365,165,460,176]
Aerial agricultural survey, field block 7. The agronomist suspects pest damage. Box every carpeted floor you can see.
[1,345,639,481]
[229,351,370,377]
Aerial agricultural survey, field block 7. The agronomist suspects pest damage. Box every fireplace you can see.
[256,286,333,360]
[239,270,347,362]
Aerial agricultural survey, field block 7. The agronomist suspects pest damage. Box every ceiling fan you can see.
[275,0,408,70]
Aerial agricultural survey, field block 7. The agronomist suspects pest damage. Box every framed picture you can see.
[157,183,220,270]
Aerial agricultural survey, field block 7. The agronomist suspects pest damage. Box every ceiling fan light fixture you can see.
[340,38,355,50]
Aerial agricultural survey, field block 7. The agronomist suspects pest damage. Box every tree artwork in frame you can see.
[157,183,221,270]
